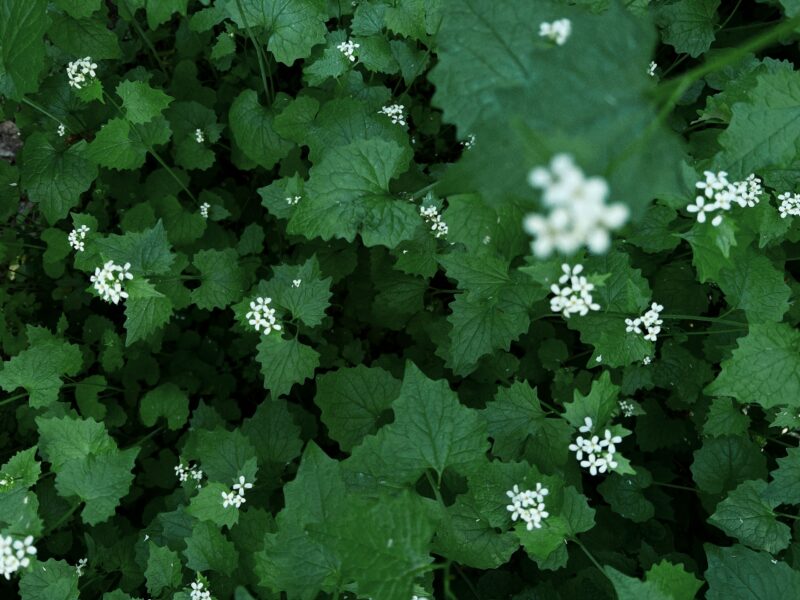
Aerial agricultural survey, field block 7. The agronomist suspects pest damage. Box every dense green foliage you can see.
[1,0,800,598]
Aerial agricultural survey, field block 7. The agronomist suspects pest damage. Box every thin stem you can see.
[121,0,167,73]
[661,313,747,327]
[125,426,163,450]
[409,181,438,201]
[776,512,800,520]
[452,564,481,600]
[234,0,273,102]
[652,481,699,493]
[0,393,28,408]
[571,537,610,582]
[443,561,456,600]
[717,0,743,32]
[663,328,748,337]
[424,470,445,508]
[45,502,80,535]
[20,97,61,124]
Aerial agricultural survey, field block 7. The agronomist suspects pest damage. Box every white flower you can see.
[175,463,189,482]
[57,124,66,137]
[506,483,550,530]
[549,264,601,318]
[626,302,663,343]
[642,356,652,366]
[462,134,476,150]
[619,400,635,417]
[221,490,245,509]
[75,557,87,577]
[1,535,36,578]
[66,57,98,89]
[68,225,90,252]
[647,61,657,77]
[420,203,448,238]
[539,19,571,45]
[778,192,800,218]
[194,128,205,143]
[190,578,212,600]
[89,260,133,305]
[337,39,360,62]
[245,296,282,335]
[580,453,607,476]
[200,202,210,219]
[286,195,301,205]
[379,104,406,126]
[232,475,253,496]
[292,279,301,288]
[578,416,593,434]
[524,154,628,258]
[688,171,761,225]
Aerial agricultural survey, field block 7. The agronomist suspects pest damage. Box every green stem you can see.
[572,537,611,582]
[409,182,439,201]
[661,313,747,327]
[0,392,28,408]
[121,0,167,73]
[453,564,481,600]
[20,97,61,124]
[443,560,456,600]
[776,512,800,520]
[234,0,273,102]
[652,481,699,493]
[125,426,163,450]
[45,502,80,535]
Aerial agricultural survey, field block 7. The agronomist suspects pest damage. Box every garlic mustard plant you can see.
[66,56,97,89]
[539,19,572,45]
[89,261,133,305]
[549,263,601,318]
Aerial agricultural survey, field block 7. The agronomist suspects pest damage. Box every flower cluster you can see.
[245,296,282,335]
[1,535,36,580]
[549,264,600,318]
[523,154,629,258]
[505,483,549,530]
[539,19,571,45]
[687,171,762,226]
[75,557,88,577]
[221,475,253,510]
[292,279,301,288]
[625,302,664,342]
[286,195,301,205]
[175,462,203,487]
[420,204,448,238]
[619,400,635,418]
[190,579,211,600]
[462,134,476,150]
[568,417,622,476]
[68,225,90,252]
[194,128,205,143]
[379,104,406,126]
[647,61,657,77]
[200,202,210,219]
[337,39,359,62]
[66,56,97,89]
[90,261,133,305]
[778,192,800,219]
[57,123,66,137]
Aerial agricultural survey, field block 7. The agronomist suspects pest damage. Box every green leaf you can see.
[0,0,48,99]
[139,383,189,430]
[241,398,303,467]
[116,80,174,124]
[288,139,414,247]
[708,480,791,553]
[228,89,292,169]
[657,0,720,58]
[0,326,82,408]
[145,0,188,29]
[191,248,246,310]
[47,13,122,59]
[54,0,102,18]
[691,435,767,495]
[314,365,401,452]
[716,250,789,323]
[19,559,79,600]
[224,0,328,65]
[183,521,239,576]
[37,415,138,525]
[262,256,332,327]
[346,362,489,484]
[0,447,41,489]
[20,134,98,224]
[95,220,175,275]
[145,543,182,597]
[763,447,800,506]
[315,492,437,600]
[563,371,620,430]
[437,252,511,297]
[481,380,546,460]
[719,69,800,178]
[86,117,171,171]
[705,544,800,599]
[187,482,239,528]
[606,560,703,600]
[704,397,750,438]
[255,334,319,398]
[598,470,655,523]
[184,428,257,484]
[124,278,174,346]
[706,324,800,410]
